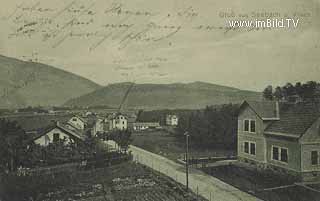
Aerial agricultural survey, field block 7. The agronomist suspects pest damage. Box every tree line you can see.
[175,104,239,150]
[263,81,320,102]
[136,109,194,125]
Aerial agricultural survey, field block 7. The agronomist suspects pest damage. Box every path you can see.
[108,141,262,201]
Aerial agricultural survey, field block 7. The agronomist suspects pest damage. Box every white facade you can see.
[34,127,75,146]
[92,118,105,136]
[95,119,105,132]
[68,116,86,130]
[110,114,127,130]
[166,115,178,126]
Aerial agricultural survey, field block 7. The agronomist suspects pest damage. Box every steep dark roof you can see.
[5,114,73,132]
[72,115,87,124]
[265,102,320,137]
[33,122,85,141]
[239,101,278,119]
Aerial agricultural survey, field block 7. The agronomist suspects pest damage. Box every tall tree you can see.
[175,104,238,149]
[0,119,28,172]
[301,81,318,101]
[295,82,303,98]
[109,130,132,153]
[273,86,284,101]
[263,85,273,100]
[282,83,296,98]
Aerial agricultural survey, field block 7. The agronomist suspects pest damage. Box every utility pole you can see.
[185,132,189,191]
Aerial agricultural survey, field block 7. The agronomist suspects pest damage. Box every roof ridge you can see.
[265,101,320,137]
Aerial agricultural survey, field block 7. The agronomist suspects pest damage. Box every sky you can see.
[0,0,319,91]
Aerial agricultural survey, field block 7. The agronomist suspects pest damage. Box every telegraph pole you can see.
[185,132,189,191]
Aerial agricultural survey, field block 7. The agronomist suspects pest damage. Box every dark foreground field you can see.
[203,164,320,201]
[132,130,235,161]
[0,161,206,201]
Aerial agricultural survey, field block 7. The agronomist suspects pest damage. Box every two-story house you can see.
[67,116,87,130]
[238,100,320,181]
[166,115,178,126]
[107,113,128,131]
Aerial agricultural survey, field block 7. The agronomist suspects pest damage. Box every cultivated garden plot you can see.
[203,164,320,201]
[1,161,206,201]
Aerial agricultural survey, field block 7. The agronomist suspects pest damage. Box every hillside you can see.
[64,82,262,109]
[0,55,101,109]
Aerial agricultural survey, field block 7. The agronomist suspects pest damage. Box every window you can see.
[244,120,256,133]
[250,143,256,155]
[280,148,288,163]
[311,151,318,165]
[272,146,288,163]
[244,120,249,131]
[250,120,256,132]
[53,133,60,143]
[244,142,249,153]
[244,141,256,155]
[272,146,279,160]
[72,118,77,122]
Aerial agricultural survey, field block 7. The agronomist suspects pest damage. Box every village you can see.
[0,0,318,199]
[0,81,320,201]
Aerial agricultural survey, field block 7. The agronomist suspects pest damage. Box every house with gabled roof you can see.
[32,122,85,146]
[68,115,87,130]
[238,100,320,181]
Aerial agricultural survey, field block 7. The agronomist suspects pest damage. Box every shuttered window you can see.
[244,120,249,131]
[244,142,249,153]
[311,151,318,165]
[250,143,256,155]
[280,148,288,163]
[272,146,279,160]
[250,120,256,132]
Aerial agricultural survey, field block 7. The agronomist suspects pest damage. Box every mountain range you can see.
[65,82,262,110]
[0,55,262,109]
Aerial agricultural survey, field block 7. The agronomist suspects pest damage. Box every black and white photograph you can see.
[0,0,319,200]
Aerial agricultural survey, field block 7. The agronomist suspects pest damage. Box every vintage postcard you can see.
[0,0,319,200]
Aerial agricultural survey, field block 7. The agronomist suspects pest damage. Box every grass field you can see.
[132,130,235,161]
[203,163,320,201]
[1,161,206,201]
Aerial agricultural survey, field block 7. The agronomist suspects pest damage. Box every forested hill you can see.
[65,82,261,110]
[0,55,101,109]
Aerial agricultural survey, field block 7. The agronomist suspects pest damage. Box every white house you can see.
[166,115,178,126]
[91,114,128,135]
[68,116,87,130]
[33,122,84,146]
[109,114,128,130]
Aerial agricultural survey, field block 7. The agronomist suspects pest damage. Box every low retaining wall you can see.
[16,155,132,176]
